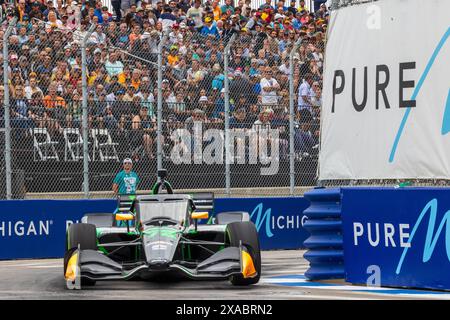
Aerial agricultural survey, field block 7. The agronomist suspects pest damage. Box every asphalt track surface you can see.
[0,250,448,300]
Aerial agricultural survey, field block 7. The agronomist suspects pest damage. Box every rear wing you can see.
[189,192,214,214]
[115,192,214,215]
[116,195,136,213]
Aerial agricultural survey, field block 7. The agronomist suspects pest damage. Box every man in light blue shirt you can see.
[105,52,124,77]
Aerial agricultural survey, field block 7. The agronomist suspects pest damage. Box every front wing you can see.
[65,246,256,289]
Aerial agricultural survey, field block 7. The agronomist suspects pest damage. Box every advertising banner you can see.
[341,188,450,290]
[320,0,450,180]
[0,197,309,260]
[0,199,116,260]
[215,197,310,250]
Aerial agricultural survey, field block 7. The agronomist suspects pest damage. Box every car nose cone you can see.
[149,259,170,270]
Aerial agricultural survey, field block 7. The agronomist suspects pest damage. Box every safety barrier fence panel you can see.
[1,3,328,199]
[302,187,344,280]
[340,187,450,291]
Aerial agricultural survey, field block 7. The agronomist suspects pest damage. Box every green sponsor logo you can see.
[143,227,179,239]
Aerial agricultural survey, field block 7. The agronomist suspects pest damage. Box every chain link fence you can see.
[330,0,379,10]
[1,1,331,199]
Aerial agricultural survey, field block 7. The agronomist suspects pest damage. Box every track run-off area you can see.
[0,250,448,300]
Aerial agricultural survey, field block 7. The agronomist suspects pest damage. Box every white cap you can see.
[199,96,208,102]
[275,13,284,20]
[123,158,133,164]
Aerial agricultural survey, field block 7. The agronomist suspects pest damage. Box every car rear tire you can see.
[65,223,97,286]
[226,221,261,286]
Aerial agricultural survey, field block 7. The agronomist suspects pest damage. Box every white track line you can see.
[0,262,61,268]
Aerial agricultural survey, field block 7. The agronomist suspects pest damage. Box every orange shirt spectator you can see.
[43,85,66,109]
[43,95,66,108]
[212,1,221,21]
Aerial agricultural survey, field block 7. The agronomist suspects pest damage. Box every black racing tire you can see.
[66,223,97,252]
[65,223,97,286]
[226,221,261,286]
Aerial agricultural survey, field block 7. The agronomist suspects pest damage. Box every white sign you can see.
[320,0,450,180]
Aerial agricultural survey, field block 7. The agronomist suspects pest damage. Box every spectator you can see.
[131,105,155,160]
[167,45,180,66]
[159,6,177,31]
[187,0,204,29]
[229,68,252,105]
[212,0,221,21]
[91,24,107,44]
[11,84,36,139]
[211,63,225,91]
[43,83,66,109]
[230,107,250,129]
[221,0,234,15]
[45,10,64,31]
[112,158,140,195]
[260,66,280,107]
[297,73,313,113]
[200,16,220,40]
[25,77,43,100]
[66,91,82,128]
[295,115,315,155]
[105,52,124,77]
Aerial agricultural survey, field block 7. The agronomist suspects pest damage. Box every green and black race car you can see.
[64,170,261,289]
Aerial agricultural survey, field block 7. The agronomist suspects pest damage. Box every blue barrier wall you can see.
[0,197,309,260]
[341,187,450,290]
[0,199,116,260]
[215,197,310,250]
[302,188,344,280]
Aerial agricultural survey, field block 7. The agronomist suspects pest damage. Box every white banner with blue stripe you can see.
[320,0,450,180]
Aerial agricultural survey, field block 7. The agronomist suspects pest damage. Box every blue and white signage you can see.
[341,188,450,290]
[215,197,310,250]
[320,0,450,180]
[0,199,116,260]
[0,197,309,260]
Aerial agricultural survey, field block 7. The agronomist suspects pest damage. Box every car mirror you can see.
[191,211,209,220]
[116,213,134,221]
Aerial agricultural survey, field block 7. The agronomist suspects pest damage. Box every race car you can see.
[64,170,261,289]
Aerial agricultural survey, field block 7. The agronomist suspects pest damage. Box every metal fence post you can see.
[157,31,169,177]
[289,38,302,196]
[3,17,17,200]
[224,34,237,197]
[81,23,96,198]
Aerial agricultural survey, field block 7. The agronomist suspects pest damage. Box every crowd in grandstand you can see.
[1,0,327,162]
